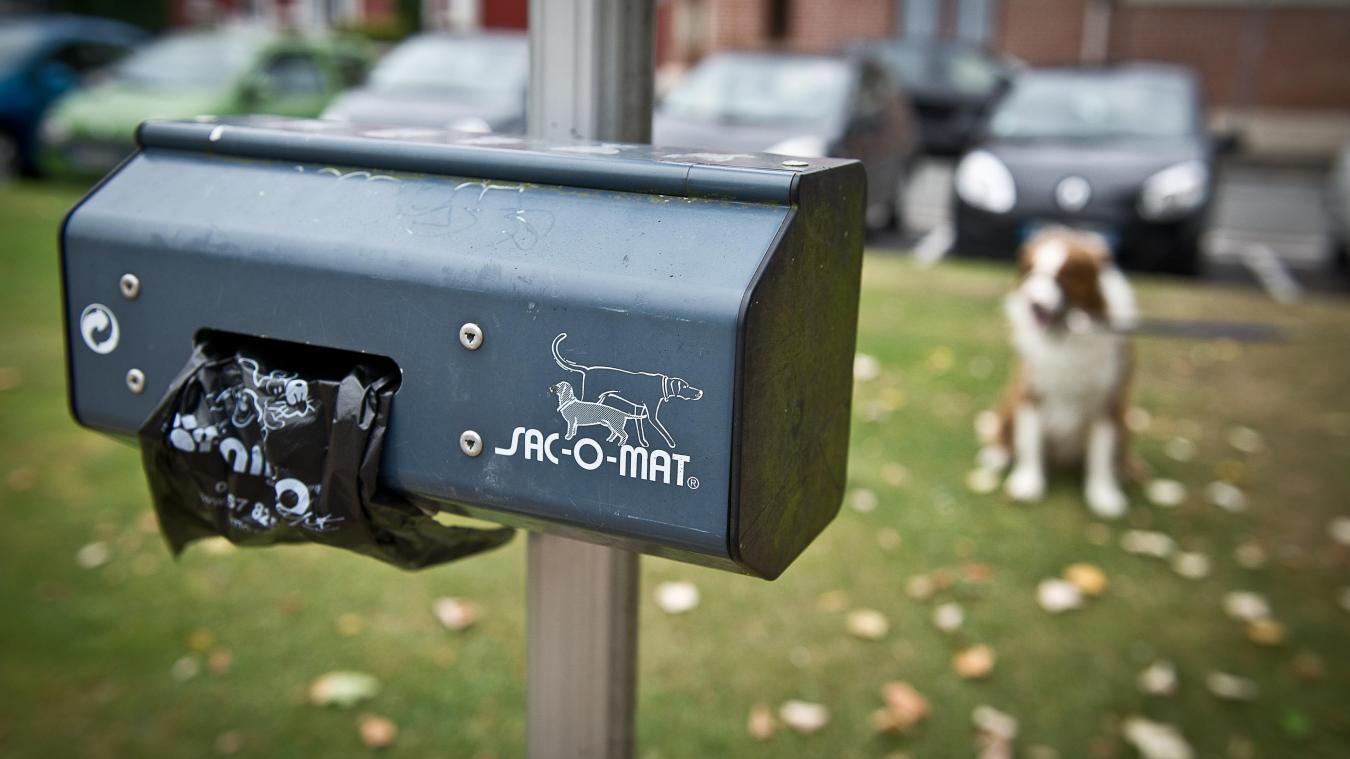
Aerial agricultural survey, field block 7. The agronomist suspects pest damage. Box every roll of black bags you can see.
[138,335,513,569]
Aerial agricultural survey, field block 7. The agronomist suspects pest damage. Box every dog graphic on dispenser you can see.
[549,381,649,446]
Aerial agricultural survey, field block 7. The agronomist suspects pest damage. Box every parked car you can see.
[653,51,920,232]
[952,63,1230,275]
[0,14,146,176]
[846,39,1017,156]
[1327,141,1349,273]
[322,31,527,134]
[40,26,368,176]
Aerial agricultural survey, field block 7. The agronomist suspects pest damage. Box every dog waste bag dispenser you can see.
[61,119,866,579]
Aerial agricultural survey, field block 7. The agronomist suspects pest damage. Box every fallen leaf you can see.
[1223,591,1271,622]
[926,346,955,373]
[6,467,35,492]
[1289,651,1324,681]
[1121,530,1176,559]
[747,703,776,740]
[1226,426,1265,454]
[853,354,881,381]
[187,628,215,653]
[1206,672,1258,701]
[1037,579,1084,613]
[906,574,937,601]
[208,648,233,675]
[1205,481,1247,513]
[964,562,993,583]
[875,681,929,734]
[965,469,1000,495]
[1171,552,1211,580]
[816,589,849,612]
[972,704,1018,740]
[432,597,480,630]
[846,609,889,640]
[953,645,996,679]
[1233,541,1267,569]
[654,581,700,614]
[309,671,381,708]
[1246,618,1286,646]
[1145,479,1187,508]
[214,730,242,755]
[1122,716,1193,759]
[358,714,398,749]
[1137,660,1178,697]
[1329,517,1350,547]
[1063,563,1108,596]
[881,463,910,487]
[0,366,22,391]
[849,489,878,513]
[171,655,201,682]
[75,542,111,570]
[1163,437,1196,463]
[1125,407,1152,433]
[933,602,964,633]
[336,613,365,637]
[778,700,829,734]
[876,528,902,551]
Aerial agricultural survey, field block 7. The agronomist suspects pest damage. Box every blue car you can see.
[0,15,146,176]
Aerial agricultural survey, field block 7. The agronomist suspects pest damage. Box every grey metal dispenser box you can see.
[61,119,865,579]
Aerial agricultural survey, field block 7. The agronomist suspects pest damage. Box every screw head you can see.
[126,368,145,394]
[119,273,140,300]
[459,430,483,457]
[459,322,483,351]
[781,160,809,168]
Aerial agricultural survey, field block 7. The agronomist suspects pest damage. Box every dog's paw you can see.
[1085,480,1128,519]
[1005,467,1045,502]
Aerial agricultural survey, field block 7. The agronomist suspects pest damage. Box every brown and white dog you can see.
[980,227,1138,518]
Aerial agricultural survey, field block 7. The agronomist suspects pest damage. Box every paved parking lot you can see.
[889,158,1348,299]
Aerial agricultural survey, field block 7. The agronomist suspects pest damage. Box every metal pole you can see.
[525,3,653,758]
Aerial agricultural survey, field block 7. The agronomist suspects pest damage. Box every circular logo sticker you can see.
[79,303,120,354]
[1055,176,1092,213]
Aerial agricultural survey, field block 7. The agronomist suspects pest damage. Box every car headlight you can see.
[765,135,827,158]
[40,116,71,145]
[955,150,1016,214]
[1138,160,1208,221]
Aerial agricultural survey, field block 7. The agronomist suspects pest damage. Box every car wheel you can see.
[1162,240,1203,278]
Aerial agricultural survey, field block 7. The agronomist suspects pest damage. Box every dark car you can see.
[847,39,1017,156]
[1327,142,1349,272]
[952,64,1225,275]
[0,14,146,176]
[322,32,527,134]
[653,51,920,232]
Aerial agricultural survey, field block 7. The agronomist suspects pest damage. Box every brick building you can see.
[658,0,1350,156]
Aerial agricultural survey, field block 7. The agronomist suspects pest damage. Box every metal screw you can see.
[119,273,140,300]
[781,160,809,168]
[126,368,145,394]
[459,430,483,457]
[459,322,483,350]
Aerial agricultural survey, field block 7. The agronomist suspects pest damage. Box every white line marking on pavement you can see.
[1238,243,1303,303]
[913,223,954,267]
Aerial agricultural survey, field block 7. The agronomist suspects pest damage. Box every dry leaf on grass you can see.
[933,602,964,633]
[846,609,889,640]
[746,704,776,740]
[358,714,398,749]
[1121,530,1176,559]
[207,648,233,676]
[816,589,849,612]
[1223,591,1271,622]
[336,613,365,637]
[1125,407,1152,433]
[906,574,937,601]
[1329,517,1350,547]
[778,700,829,734]
[1171,552,1211,580]
[170,655,201,683]
[1063,563,1108,596]
[1137,660,1178,697]
[0,366,23,392]
[1339,587,1350,613]
[1205,481,1247,513]
[309,671,380,708]
[853,354,881,381]
[1246,618,1286,646]
[432,597,480,631]
[1226,426,1265,454]
[1145,479,1187,508]
[881,462,910,486]
[187,628,215,652]
[1206,671,1258,701]
[973,705,1018,759]
[1122,716,1193,759]
[872,681,929,734]
[1163,437,1196,463]
[849,489,878,514]
[1036,579,1084,614]
[213,730,242,755]
[75,542,111,570]
[953,645,996,679]
[6,467,35,492]
[1233,541,1267,569]
[876,528,902,551]
[654,581,700,614]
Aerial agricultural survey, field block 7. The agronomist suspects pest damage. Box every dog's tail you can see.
[552,333,586,376]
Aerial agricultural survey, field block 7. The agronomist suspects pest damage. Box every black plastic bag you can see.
[138,336,513,569]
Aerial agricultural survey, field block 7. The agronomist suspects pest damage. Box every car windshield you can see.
[869,44,1004,97]
[112,31,261,90]
[990,70,1196,140]
[369,36,526,98]
[0,25,44,71]
[662,55,850,128]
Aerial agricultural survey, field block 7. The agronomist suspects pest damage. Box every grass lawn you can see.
[1,180,1348,758]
